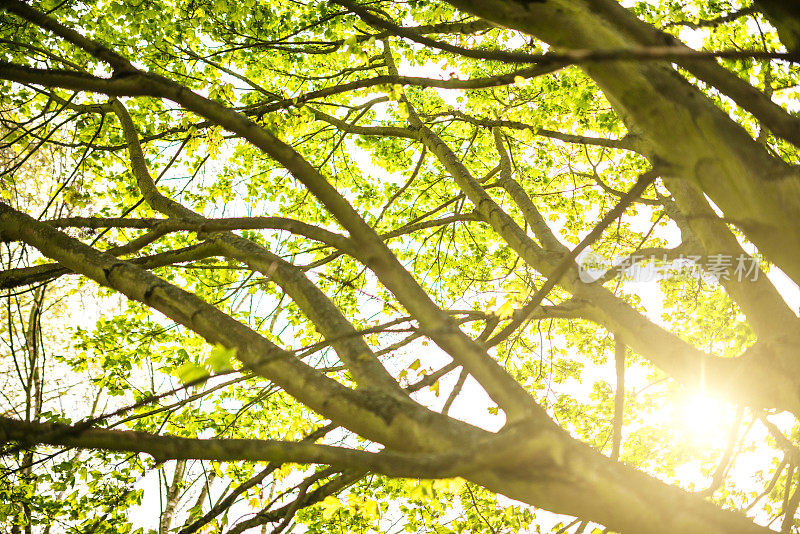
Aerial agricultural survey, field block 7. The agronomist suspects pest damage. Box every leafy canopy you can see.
[1,0,800,533]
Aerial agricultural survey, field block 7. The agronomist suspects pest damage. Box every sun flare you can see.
[677,394,728,447]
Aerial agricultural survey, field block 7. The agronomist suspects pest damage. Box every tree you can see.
[0,0,799,531]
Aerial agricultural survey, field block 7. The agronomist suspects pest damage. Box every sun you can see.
[676,393,729,447]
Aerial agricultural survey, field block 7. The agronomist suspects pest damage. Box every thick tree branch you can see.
[0,201,483,450]
[0,416,475,477]
[666,179,799,338]
[111,99,404,395]
[332,0,800,64]
[0,242,220,290]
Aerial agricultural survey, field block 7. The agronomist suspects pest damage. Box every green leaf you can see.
[320,496,342,520]
[495,300,515,320]
[206,343,236,372]
[174,362,208,384]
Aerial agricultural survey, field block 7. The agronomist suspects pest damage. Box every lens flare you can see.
[678,393,726,446]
